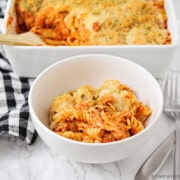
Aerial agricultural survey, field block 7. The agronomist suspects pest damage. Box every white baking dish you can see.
[0,0,179,78]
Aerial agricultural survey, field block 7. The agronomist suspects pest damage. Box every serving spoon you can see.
[0,31,45,46]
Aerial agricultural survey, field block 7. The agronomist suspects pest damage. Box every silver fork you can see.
[163,70,180,180]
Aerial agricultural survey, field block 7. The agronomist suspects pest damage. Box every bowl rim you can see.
[29,54,163,147]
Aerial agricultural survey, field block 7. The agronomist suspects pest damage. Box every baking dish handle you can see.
[171,19,180,71]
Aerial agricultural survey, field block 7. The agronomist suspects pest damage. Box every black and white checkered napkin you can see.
[0,51,38,144]
[0,1,37,144]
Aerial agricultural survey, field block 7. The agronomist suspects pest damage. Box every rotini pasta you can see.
[49,80,152,143]
[14,0,171,45]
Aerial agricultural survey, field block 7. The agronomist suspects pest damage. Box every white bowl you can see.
[29,54,163,163]
[0,0,179,78]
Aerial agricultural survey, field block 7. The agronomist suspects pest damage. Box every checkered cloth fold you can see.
[0,1,37,144]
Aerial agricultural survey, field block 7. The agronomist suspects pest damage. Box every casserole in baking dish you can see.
[14,0,171,46]
[1,0,179,77]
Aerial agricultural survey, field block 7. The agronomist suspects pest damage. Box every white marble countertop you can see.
[0,1,180,180]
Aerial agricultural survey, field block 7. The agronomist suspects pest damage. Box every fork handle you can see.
[174,118,180,180]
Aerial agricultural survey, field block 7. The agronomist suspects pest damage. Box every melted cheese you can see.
[15,0,171,45]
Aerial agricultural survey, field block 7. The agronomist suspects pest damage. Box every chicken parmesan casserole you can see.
[14,0,171,45]
[49,80,152,143]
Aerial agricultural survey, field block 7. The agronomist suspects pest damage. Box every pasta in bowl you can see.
[29,54,163,163]
[49,80,152,143]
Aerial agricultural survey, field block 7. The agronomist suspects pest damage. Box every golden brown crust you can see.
[15,0,171,45]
